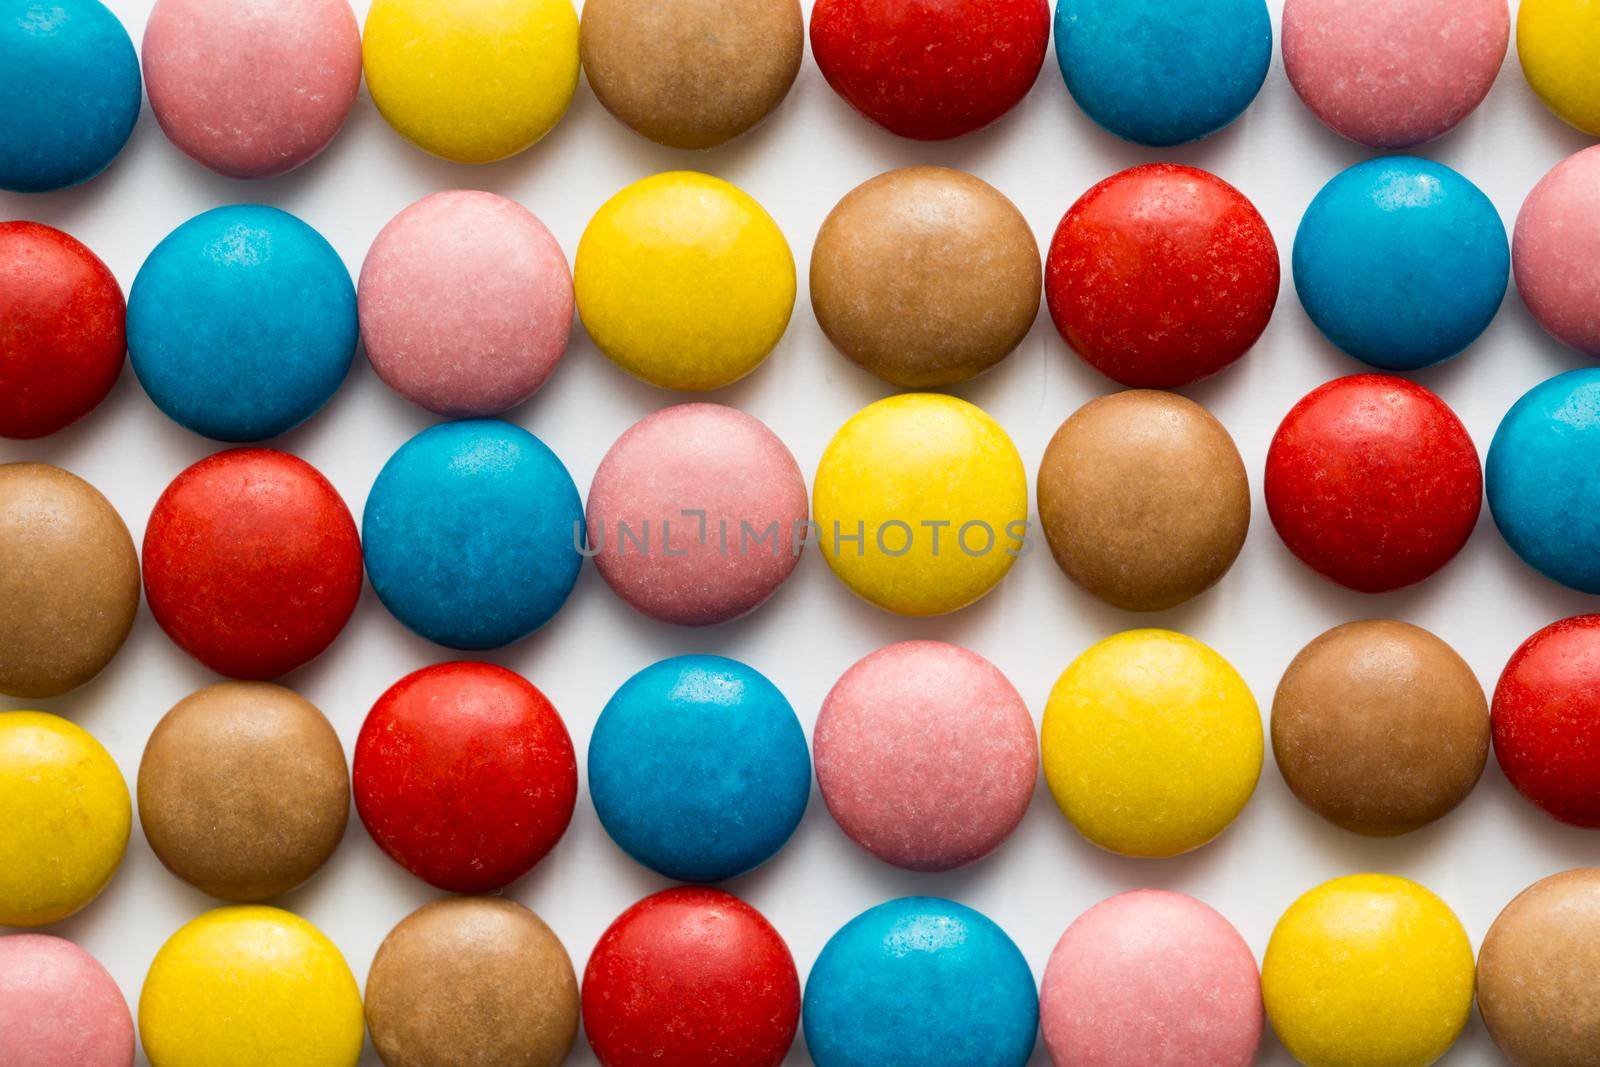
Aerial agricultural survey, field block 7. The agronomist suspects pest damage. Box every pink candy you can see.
[0,935,134,1067]
[1516,146,1600,358]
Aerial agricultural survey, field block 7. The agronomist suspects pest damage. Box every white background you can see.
[5,1,1599,1063]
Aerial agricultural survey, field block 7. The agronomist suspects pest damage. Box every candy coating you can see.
[1515,146,1600,358]
[1492,615,1600,828]
[1519,0,1600,136]
[0,935,133,1067]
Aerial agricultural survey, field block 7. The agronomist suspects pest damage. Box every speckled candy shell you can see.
[1515,147,1600,358]
[1492,615,1600,828]
[0,935,134,1067]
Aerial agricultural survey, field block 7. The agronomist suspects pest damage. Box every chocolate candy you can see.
[1492,616,1600,828]
[811,166,1041,387]
[1515,147,1600,358]
[0,935,133,1067]
[1519,0,1600,136]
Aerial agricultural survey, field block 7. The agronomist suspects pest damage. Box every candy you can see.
[1284,0,1508,148]
[814,641,1036,872]
[0,711,129,927]
[1055,0,1271,147]
[1046,164,1278,388]
[1040,891,1262,1067]
[138,682,349,902]
[812,394,1027,617]
[1519,0,1600,136]
[589,655,809,882]
[0,0,139,192]
[139,907,363,1067]
[811,166,1041,387]
[810,0,1050,140]
[581,0,802,149]
[0,222,125,440]
[1038,390,1249,612]
[0,463,138,699]
[366,897,579,1067]
[587,404,807,626]
[1266,375,1481,593]
[363,0,579,163]
[355,662,576,893]
[141,0,361,179]
[576,172,794,391]
[584,887,799,1067]
[143,449,362,679]
[1042,630,1261,858]
[127,206,357,442]
[1263,875,1474,1067]
[1492,615,1600,828]
[1514,147,1600,358]
[804,897,1038,1067]
[1294,157,1508,371]
[364,420,583,649]
[1273,621,1488,836]
[0,935,133,1067]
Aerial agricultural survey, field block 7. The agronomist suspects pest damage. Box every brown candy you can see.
[0,463,139,699]
[580,0,803,149]
[1272,620,1489,837]
[138,682,349,901]
[1479,869,1600,1067]
[1037,390,1248,611]
[366,896,579,1067]
[811,166,1042,388]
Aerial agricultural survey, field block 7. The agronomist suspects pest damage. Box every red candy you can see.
[0,222,126,439]
[583,887,800,1067]
[1493,616,1600,828]
[1045,163,1279,388]
[354,662,577,893]
[1265,375,1482,593]
[810,0,1050,140]
[143,448,362,678]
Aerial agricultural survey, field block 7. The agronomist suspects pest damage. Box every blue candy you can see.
[127,206,357,441]
[589,655,809,883]
[805,897,1039,1067]
[1055,0,1271,147]
[364,419,584,649]
[1294,157,1509,371]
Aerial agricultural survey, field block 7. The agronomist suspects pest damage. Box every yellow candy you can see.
[1519,0,1600,136]
[812,393,1027,616]
[1264,875,1475,1067]
[364,0,580,163]
[1041,629,1261,857]
[0,710,129,927]
[140,906,364,1067]
[575,171,796,391]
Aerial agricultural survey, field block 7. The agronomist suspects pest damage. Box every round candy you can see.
[1284,0,1508,148]
[0,935,133,1067]
[812,394,1027,617]
[139,907,363,1067]
[1266,375,1481,593]
[1492,615,1600,828]
[0,222,125,440]
[1040,890,1262,1067]
[1038,390,1249,612]
[363,0,579,163]
[580,0,802,149]
[576,172,794,391]
[1273,620,1489,836]
[810,166,1041,387]
[366,897,579,1067]
[354,662,577,892]
[587,404,807,626]
[1055,0,1271,147]
[583,887,800,1067]
[589,655,809,882]
[0,711,130,928]
[0,463,138,699]
[142,0,361,179]
[1046,164,1279,388]
[1519,0,1600,136]
[810,0,1050,141]
[1294,157,1508,371]
[804,897,1038,1067]
[0,0,139,192]
[814,641,1036,872]
[127,206,357,442]
[138,682,349,902]
[143,449,362,679]
[1515,146,1600,358]
[1263,875,1474,1067]
[364,420,583,649]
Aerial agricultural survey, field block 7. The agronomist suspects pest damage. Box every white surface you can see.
[4,1,1598,1063]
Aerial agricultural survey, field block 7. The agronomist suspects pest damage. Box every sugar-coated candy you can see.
[0,935,133,1067]
[1515,146,1600,358]
[1492,615,1600,828]
[1519,0,1600,136]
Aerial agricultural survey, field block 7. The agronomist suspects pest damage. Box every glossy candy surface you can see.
[1515,146,1600,358]
[1519,0,1600,136]
[1492,616,1600,828]
[0,935,133,1067]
